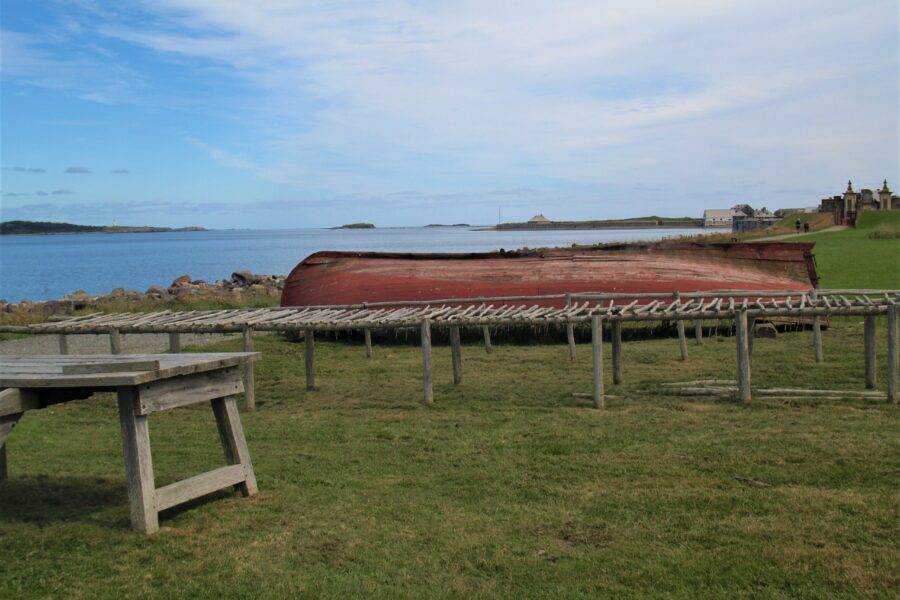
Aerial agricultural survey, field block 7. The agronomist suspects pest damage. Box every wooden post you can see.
[420,320,433,404]
[117,387,159,534]
[305,329,316,391]
[864,315,876,389]
[674,292,687,361]
[591,315,605,409]
[364,328,373,359]
[611,320,623,385]
[888,306,898,403]
[482,325,493,354]
[748,317,756,363]
[58,334,69,355]
[811,289,823,362]
[0,411,22,483]
[109,328,123,354]
[211,395,258,497]
[168,332,182,353]
[242,327,255,411]
[566,322,577,361]
[694,319,702,345]
[735,309,752,403]
[449,325,463,385]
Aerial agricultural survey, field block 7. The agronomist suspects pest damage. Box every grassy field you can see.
[1,319,898,598]
[798,212,900,289]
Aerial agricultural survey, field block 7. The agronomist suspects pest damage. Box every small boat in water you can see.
[280,242,819,307]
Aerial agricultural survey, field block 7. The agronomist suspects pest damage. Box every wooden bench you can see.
[0,353,259,534]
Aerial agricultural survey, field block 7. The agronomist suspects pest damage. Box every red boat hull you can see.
[280,242,819,307]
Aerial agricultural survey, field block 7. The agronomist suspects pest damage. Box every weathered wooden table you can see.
[0,353,259,534]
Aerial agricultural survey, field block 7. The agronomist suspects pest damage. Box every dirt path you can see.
[751,225,847,242]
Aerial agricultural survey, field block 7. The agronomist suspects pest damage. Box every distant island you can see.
[0,220,207,235]
[495,216,703,231]
[332,222,375,229]
[425,223,471,227]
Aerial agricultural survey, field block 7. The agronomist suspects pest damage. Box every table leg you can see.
[0,413,25,483]
[211,396,258,496]
[117,387,159,534]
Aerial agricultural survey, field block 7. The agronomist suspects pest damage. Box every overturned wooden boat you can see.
[280,242,819,307]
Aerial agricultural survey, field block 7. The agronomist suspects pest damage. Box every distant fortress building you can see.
[820,179,897,226]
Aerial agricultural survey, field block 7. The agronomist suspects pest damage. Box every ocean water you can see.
[0,226,708,303]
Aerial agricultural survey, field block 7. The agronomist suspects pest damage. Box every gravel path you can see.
[750,225,848,242]
[0,332,240,356]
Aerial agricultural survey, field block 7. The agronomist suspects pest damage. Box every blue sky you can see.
[1,0,897,228]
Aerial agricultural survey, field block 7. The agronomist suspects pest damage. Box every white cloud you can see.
[4,0,898,220]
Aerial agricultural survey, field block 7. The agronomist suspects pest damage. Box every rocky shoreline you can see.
[1,271,286,321]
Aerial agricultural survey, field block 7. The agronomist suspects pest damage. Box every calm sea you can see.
[0,226,707,303]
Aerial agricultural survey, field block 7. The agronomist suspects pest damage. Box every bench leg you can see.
[117,388,159,534]
[211,396,258,497]
[0,413,25,483]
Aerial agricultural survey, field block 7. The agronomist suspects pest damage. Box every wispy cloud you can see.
[12,166,46,173]
[111,168,129,174]
[64,166,92,174]
[52,189,76,195]
[2,1,897,224]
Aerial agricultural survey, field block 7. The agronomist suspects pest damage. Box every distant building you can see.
[820,180,898,225]
[774,207,818,218]
[528,214,551,224]
[733,213,779,234]
[703,208,741,227]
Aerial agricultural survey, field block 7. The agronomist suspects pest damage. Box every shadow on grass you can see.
[0,474,124,525]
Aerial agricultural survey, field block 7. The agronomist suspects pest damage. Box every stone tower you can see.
[878,179,892,210]
[842,180,859,220]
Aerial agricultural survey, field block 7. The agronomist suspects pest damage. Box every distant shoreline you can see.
[492,218,704,231]
[0,220,206,236]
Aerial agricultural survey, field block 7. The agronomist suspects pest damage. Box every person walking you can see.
[795,219,801,234]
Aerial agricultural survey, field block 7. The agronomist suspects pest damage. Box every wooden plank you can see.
[117,387,159,534]
[364,328,373,358]
[421,320,433,404]
[0,353,258,388]
[305,329,316,391]
[694,319,702,345]
[109,328,123,354]
[58,334,69,355]
[62,360,161,375]
[242,327,255,411]
[482,325,493,354]
[168,332,182,353]
[156,464,246,512]
[735,309,752,403]
[211,395,258,496]
[611,320,623,385]
[864,315,876,389]
[135,367,243,415]
[591,315,605,409]
[888,306,898,403]
[450,325,462,385]
[0,388,41,417]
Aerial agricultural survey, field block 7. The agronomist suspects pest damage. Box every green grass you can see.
[798,212,900,289]
[2,321,898,598]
